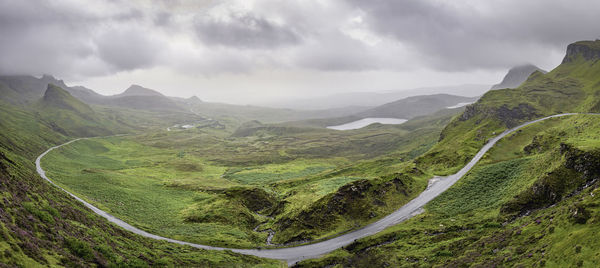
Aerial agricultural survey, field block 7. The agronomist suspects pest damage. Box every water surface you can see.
[327,118,407,130]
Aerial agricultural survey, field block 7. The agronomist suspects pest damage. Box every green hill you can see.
[297,40,600,267]
[0,88,282,266]
[40,84,96,116]
[417,40,600,174]
[33,84,118,137]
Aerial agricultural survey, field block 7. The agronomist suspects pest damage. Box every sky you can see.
[0,0,599,104]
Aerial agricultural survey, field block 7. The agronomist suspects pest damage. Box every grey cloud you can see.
[0,0,164,78]
[94,29,162,71]
[294,33,379,71]
[347,0,600,70]
[194,12,302,49]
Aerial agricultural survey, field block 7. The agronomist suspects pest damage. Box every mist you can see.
[2,0,598,106]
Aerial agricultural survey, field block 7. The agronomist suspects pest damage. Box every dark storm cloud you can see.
[346,0,600,70]
[194,12,302,49]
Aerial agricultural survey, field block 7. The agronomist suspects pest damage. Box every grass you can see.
[0,101,284,266]
[40,106,450,248]
[295,108,600,268]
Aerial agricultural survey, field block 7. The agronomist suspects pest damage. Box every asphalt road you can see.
[35,113,586,266]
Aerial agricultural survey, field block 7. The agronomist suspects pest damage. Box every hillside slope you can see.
[490,64,547,90]
[0,91,282,266]
[296,39,600,267]
[418,40,600,174]
[357,94,477,119]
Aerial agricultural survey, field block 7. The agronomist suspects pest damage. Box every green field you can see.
[297,114,600,267]
[41,114,448,247]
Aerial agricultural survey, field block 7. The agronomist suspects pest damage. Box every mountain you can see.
[99,85,184,112]
[40,84,96,116]
[0,74,70,104]
[300,40,600,268]
[279,94,477,128]
[117,84,165,97]
[0,95,277,267]
[357,94,477,119]
[490,64,547,90]
[260,84,489,110]
[33,84,119,137]
[421,40,600,172]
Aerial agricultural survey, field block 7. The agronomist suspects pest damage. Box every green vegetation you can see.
[4,39,600,267]
[297,114,600,268]
[0,102,284,267]
[296,40,600,267]
[42,109,450,247]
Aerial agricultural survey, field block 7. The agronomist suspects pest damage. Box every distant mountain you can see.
[117,85,165,97]
[0,74,73,104]
[280,94,477,128]
[0,75,368,122]
[490,64,546,90]
[99,85,184,112]
[357,94,477,119]
[260,84,489,110]
[40,84,95,116]
[34,84,116,136]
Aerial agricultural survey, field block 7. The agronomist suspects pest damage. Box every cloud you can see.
[0,0,167,78]
[1,0,600,82]
[94,27,164,71]
[193,11,302,49]
[346,0,600,70]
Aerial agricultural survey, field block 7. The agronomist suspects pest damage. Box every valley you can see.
[1,3,600,266]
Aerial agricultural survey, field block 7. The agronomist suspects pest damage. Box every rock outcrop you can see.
[491,64,546,90]
[562,40,600,63]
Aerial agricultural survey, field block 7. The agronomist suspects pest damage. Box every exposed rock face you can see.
[459,103,538,128]
[491,64,546,90]
[501,144,600,217]
[274,173,417,244]
[562,40,600,63]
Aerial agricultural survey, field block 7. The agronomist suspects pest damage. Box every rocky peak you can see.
[40,74,68,89]
[562,40,600,63]
[187,95,203,103]
[491,64,546,90]
[120,84,164,97]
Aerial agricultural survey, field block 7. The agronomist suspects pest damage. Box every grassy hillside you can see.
[296,112,600,268]
[0,101,283,267]
[32,84,132,137]
[295,40,600,267]
[417,40,600,175]
[39,106,456,249]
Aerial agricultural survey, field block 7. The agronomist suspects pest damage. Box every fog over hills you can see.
[261,84,489,110]
[2,1,600,267]
[490,64,547,90]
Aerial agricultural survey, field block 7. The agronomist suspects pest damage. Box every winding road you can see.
[36,113,588,266]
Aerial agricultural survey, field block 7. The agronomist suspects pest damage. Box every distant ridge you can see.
[491,64,546,90]
[41,84,95,116]
[117,84,165,97]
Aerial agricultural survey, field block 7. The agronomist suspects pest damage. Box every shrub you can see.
[64,237,93,260]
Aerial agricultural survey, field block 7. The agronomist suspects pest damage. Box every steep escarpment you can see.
[273,171,425,244]
[417,40,600,175]
[501,144,600,218]
[562,40,600,63]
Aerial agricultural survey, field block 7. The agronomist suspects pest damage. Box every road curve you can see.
[36,113,589,266]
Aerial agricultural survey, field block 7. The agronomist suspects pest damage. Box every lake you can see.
[327,118,407,130]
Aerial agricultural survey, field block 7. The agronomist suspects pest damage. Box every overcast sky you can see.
[1,0,599,104]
